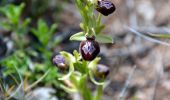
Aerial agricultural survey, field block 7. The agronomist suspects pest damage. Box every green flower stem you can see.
[95,85,103,100]
[79,75,93,100]
[75,0,100,37]
[70,73,92,100]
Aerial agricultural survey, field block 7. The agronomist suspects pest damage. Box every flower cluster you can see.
[52,0,116,100]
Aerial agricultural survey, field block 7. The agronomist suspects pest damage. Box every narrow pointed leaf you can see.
[148,33,170,39]
[70,32,86,41]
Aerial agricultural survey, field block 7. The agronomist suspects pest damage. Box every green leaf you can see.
[0,21,12,30]
[70,32,114,43]
[31,19,57,46]
[96,34,114,43]
[49,24,57,35]
[148,33,170,39]
[70,32,86,41]
[22,18,31,28]
[0,3,25,24]
[38,19,49,34]
[0,3,30,35]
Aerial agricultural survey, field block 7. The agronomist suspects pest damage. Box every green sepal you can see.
[88,57,101,71]
[58,63,74,80]
[89,70,105,85]
[59,84,77,93]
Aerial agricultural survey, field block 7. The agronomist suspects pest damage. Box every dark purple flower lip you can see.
[79,36,100,61]
[96,0,116,16]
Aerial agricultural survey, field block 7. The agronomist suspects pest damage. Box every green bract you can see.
[56,50,107,100]
[70,32,114,43]
[70,0,114,44]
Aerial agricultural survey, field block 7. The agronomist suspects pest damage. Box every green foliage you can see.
[1,51,30,77]
[0,50,57,86]
[0,3,30,35]
[31,19,57,46]
[0,3,24,24]
[0,2,61,99]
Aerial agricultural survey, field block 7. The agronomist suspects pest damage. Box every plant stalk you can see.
[95,85,103,100]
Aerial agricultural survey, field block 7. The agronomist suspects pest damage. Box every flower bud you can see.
[95,64,109,79]
[52,54,67,70]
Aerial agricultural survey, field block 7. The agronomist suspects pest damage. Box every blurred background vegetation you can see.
[1,0,170,100]
[0,0,72,99]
